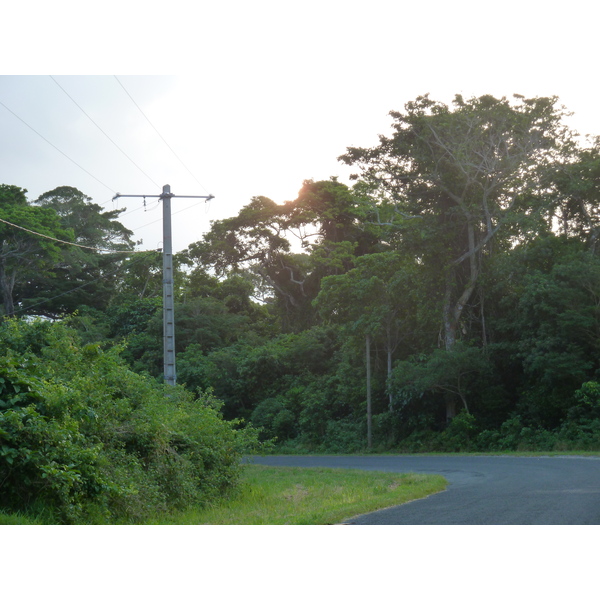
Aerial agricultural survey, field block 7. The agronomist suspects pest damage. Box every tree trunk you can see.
[443,264,478,421]
[445,397,457,423]
[443,269,458,351]
[480,289,487,347]
[366,333,372,450]
[387,344,393,412]
[0,260,15,317]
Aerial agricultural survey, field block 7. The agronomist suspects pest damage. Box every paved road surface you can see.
[248,455,600,524]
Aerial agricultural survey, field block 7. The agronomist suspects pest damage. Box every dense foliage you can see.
[3,93,600,465]
[0,319,260,523]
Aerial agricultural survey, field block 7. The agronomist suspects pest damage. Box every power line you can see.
[49,76,160,189]
[0,99,116,195]
[113,76,212,195]
[0,216,156,254]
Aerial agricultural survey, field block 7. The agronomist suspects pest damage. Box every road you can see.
[248,454,600,524]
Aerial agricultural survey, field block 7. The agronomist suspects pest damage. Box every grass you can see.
[146,464,447,525]
[0,512,47,525]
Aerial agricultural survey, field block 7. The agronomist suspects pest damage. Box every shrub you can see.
[318,417,365,453]
[250,397,295,442]
[475,429,502,451]
[0,319,261,523]
[395,428,440,453]
[440,411,479,451]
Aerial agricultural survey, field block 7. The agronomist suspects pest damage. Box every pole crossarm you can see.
[113,185,214,386]
[113,193,214,201]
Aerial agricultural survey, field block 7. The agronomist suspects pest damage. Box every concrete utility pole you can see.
[366,333,372,450]
[113,184,214,386]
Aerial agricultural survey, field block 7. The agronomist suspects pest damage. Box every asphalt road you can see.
[248,454,600,524]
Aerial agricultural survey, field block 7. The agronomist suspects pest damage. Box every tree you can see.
[340,94,571,418]
[548,138,600,249]
[286,178,379,254]
[484,234,600,427]
[183,180,377,331]
[19,186,137,317]
[183,195,298,322]
[341,94,569,347]
[34,186,134,251]
[315,250,424,445]
[113,250,165,301]
[0,184,69,317]
[390,343,491,420]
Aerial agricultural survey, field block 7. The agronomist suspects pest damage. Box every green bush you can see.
[439,411,479,451]
[0,319,261,523]
[0,353,109,523]
[250,396,296,442]
[318,417,365,453]
[474,416,558,452]
[475,429,502,451]
[395,428,440,453]
[569,381,600,420]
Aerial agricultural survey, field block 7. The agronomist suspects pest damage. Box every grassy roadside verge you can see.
[146,465,447,525]
[0,465,446,525]
[4,451,598,525]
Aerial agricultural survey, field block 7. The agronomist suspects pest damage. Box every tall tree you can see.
[340,94,571,417]
[184,180,374,330]
[549,138,600,249]
[34,186,134,251]
[341,94,569,348]
[0,185,69,317]
[20,186,137,316]
[315,250,424,446]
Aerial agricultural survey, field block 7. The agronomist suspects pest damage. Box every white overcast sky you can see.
[2,0,600,255]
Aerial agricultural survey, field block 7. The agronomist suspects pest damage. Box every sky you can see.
[2,1,600,254]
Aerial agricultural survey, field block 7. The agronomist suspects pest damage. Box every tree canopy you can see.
[0,184,70,316]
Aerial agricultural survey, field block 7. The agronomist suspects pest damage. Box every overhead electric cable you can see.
[0,216,157,254]
[49,76,160,188]
[113,76,212,195]
[0,99,116,195]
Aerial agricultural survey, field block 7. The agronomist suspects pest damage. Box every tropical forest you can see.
[3,93,600,522]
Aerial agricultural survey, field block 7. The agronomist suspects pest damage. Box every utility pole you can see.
[113,184,214,386]
[366,333,372,450]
